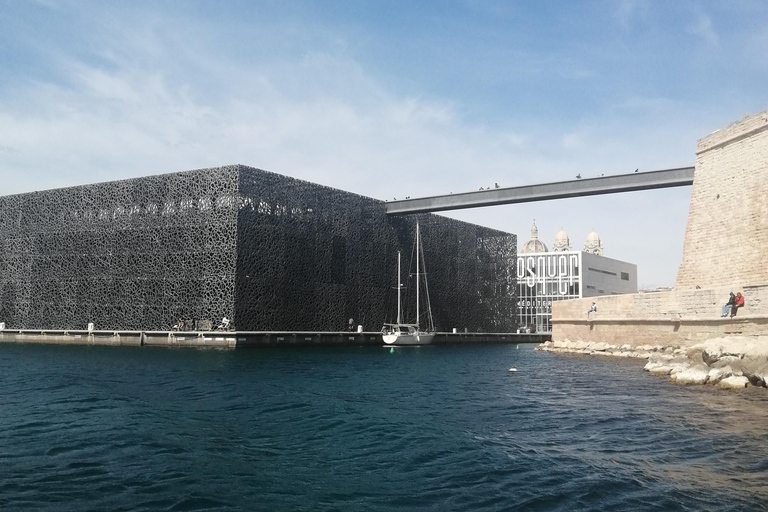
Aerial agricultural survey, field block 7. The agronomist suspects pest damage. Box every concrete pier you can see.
[0,329,549,348]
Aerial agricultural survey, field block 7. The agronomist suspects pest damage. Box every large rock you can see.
[740,356,768,387]
[718,375,749,390]
[697,336,768,361]
[648,353,687,365]
[707,366,732,385]
[701,346,722,366]
[686,350,706,365]
[648,365,674,376]
[711,355,742,369]
[645,358,688,376]
[671,365,710,385]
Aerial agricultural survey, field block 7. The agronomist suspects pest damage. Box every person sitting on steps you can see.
[730,292,745,318]
[587,302,597,317]
[721,292,735,317]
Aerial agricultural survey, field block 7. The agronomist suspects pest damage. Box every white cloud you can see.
[3,2,753,288]
[561,132,584,150]
[614,0,644,30]
[687,12,719,46]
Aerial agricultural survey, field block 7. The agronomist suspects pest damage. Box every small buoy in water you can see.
[508,366,517,372]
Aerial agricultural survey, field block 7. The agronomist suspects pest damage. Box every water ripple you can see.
[0,343,767,511]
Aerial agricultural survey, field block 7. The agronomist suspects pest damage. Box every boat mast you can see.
[396,250,402,325]
[416,222,420,331]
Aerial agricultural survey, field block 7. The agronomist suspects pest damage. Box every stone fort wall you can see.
[551,284,768,347]
[676,110,768,289]
[552,109,768,346]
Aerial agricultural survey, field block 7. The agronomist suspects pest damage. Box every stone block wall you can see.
[553,286,768,320]
[548,109,768,352]
[551,286,768,347]
[676,109,768,289]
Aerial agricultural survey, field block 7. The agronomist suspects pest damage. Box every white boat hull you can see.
[382,332,435,345]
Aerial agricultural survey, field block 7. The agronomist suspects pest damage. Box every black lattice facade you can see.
[0,165,517,332]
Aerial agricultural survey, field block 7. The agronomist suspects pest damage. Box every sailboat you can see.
[382,222,435,345]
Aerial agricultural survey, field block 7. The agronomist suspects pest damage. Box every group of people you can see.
[172,317,188,331]
[721,292,745,318]
[583,292,745,320]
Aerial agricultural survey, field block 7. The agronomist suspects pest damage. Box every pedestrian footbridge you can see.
[385,167,694,215]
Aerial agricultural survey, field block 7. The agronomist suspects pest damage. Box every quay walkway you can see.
[0,329,550,348]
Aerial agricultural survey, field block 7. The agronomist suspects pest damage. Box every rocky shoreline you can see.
[536,337,768,390]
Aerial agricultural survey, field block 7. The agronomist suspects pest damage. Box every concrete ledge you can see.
[0,330,143,346]
[552,316,768,348]
[0,330,548,348]
[554,315,768,324]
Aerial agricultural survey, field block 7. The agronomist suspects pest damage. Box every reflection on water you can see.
[0,343,766,511]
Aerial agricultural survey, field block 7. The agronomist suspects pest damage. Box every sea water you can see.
[1,343,767,511]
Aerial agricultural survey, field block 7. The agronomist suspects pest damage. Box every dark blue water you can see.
[1,343,767,511]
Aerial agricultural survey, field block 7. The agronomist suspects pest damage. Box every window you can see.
[621,272,630,281]
[587,267,616,276]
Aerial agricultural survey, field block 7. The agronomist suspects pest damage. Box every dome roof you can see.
[520,221,548,254]
[521,239,548,254]
[552,228,572,252]
[583,230,603,255]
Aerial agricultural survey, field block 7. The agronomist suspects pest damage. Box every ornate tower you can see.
[552,229,572,252]
[520,220,549,254]
[583,230,603,255]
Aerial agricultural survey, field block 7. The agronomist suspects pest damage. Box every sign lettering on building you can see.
[516,254,579,295]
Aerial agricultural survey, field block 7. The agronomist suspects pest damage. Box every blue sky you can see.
[2,0,767,288]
